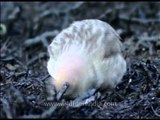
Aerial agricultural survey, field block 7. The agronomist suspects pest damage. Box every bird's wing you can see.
[48,19,122,62]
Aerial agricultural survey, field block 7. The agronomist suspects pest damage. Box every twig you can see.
[0,38,11,56]
[8,6,21,20]
[119,15,160,24]
[12,56,28,70]
[34,2,84,22]
[98,5,125,19]
[132,35,160,55]
[10,86,25,103]
[1,55,28,70]
[24,30,59,47]
[56,83,69,101]
[138,35,160,42]
[40,74,50,82]
[151,105,160,117]
[98,9,113,19]
[65,2,84,13]
[19,106,57,119]
[1,98,13,119]
[27,53,47,66]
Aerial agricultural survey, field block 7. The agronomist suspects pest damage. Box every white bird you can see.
[47,19,126,98]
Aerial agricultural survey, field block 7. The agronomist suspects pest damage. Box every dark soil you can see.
[0,2,160,119]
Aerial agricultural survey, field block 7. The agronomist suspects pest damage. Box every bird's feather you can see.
[47,19,126,97]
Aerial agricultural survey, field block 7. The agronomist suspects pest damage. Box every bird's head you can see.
[47,44,94,95]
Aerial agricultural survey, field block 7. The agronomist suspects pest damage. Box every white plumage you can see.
[47,19,126,97]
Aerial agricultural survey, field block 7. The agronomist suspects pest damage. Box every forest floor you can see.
[0,2,160,119]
